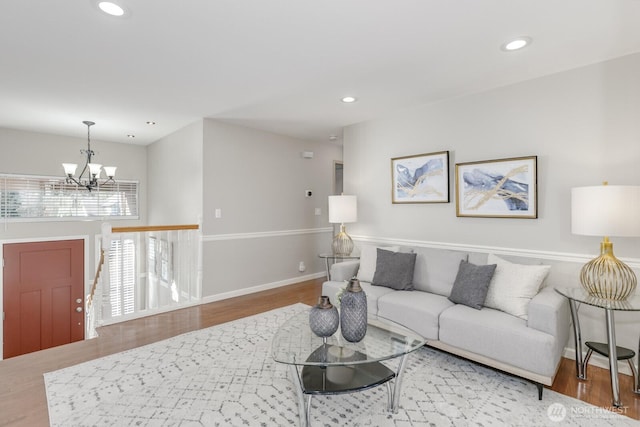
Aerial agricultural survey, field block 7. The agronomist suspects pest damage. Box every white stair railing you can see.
[85,248,105,339]
[91,223,202,327]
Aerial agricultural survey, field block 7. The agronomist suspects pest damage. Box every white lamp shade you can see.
[88,163,102,177]
[62,163,78,176]
[103,166,117,178]
[571,185,640,237]
[328,195,357,224]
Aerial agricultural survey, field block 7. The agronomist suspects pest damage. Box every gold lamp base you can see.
[332,224,354,256]
[580,237,637,300]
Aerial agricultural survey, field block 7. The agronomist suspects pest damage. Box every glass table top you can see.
[271,310,426,367]
[555,287,640,311]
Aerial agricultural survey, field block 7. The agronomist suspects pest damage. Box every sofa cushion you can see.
[357,245,400,283]
[439,304,559,378]
[448,260,497,309]
[484,254,551,320]
[371,249,417,290]
[377,291,454,340]
[412,247,469,297]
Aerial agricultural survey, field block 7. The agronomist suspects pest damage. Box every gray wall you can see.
[147,120,203,225]
[344,52,640,258]
[201,119,342,297]
[0,127,147,273]
[343,52,640,368]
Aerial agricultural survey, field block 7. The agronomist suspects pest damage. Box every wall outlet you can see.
[315,208,321,216]
[214,208,222,219]
[298,261,306,272]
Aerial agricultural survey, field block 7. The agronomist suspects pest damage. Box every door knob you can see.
[76,298,82,304]
[76,307,83,313]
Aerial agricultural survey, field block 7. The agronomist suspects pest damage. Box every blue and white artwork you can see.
[392,151,449,203]
[455,156,537,218]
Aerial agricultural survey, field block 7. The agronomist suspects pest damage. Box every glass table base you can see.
[301,362,395,395]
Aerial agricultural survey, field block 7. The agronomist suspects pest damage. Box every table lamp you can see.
[571,183,640,300]
[328,194,357,256]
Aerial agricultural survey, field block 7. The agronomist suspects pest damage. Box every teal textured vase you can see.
[340,277,367,342]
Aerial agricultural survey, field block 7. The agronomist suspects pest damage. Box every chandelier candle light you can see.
[328,194,357,256]
[571,183,640,300]
[62,121,117,191]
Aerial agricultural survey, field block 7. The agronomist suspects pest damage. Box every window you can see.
[109,238,136,316]
[0,173,138,221]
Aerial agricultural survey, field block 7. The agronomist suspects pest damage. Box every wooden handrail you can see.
[111,224,199,233]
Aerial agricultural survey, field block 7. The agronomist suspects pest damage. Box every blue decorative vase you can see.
[340,277,367,342]
[309,296,339,338]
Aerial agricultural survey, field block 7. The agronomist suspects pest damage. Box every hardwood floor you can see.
[1,277,638,426]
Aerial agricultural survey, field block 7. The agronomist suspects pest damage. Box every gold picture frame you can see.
[391,151,450,203]
[455,155,537,218]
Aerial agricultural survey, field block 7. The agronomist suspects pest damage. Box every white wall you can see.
[0,127,147,357]
[0,127,147,268]
[147,120,203,225]
[345,52,640,257]
[201,119,342,298]
[343,53,640,370]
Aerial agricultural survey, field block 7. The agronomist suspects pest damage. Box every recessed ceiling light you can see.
[341,96,357,103]
[98,2,126,17]
[146,121,156,125]
[501,37,532,52]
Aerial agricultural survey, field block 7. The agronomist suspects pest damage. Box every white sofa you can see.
[322,245,571,399]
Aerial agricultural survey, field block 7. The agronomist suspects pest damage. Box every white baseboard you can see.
[98,272,325,327]
[200,271,326,304]
[99,299,205,326]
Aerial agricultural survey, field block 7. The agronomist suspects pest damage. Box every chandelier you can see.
[62,121,117,191]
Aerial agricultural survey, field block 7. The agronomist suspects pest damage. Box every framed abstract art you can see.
[455,156,537,218]
[391,151,450,203]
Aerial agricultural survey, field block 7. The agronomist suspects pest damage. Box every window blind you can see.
[0,173,138,221]
[109,238,136,317]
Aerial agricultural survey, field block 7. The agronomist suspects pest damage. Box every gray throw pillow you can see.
[371,248,417,290]
[448,260,497,309]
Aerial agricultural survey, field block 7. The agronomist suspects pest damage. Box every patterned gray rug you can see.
[45,304,636,426]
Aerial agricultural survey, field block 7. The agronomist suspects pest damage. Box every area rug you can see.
[45,304,636,426]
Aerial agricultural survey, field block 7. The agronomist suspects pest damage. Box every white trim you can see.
[200,271,326,304]
[2,215,140,224]
[0,235,90,246]
[351,235,640,268]
[0,235,91,360]
[98,271,326,326]
[203,227,332,242]
[99,299,204,326]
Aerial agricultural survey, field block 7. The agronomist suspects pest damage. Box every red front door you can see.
[3,239,84,359]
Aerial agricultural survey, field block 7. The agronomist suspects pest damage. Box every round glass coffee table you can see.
[271,310,425,427]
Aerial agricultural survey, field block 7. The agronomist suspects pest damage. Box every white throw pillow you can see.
[357,245,400,283]
[483,254,551,320]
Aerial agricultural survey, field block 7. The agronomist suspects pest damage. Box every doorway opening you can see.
[333,161,343,195]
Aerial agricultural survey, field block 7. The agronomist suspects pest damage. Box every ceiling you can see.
[2,0,640,146]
